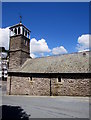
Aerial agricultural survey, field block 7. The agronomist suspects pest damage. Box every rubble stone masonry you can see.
[9,35,30,69]
[7,76,91,96]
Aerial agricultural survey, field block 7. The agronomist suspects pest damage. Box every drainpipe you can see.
[9,76,11,95]
[50,78,52,96]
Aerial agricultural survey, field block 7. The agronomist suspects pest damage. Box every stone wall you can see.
[7,76,91,96]
[7,77,50,96]
[9,35,30,70]
[51,78,90,96]
[10,35,30,53]
[21,51,30,66]
[9,51,21,69]
[10,36,22,51]
[9,51,30,70]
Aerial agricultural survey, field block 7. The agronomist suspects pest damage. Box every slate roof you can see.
[9,51,90,73]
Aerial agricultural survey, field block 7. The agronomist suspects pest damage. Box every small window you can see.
[24,40,25,44]
[25,40,27,46]
[83,52,86,56]
[30,77,32,81]
[24,40,27,46]
[29,77,33,82]
[58,76,61,82]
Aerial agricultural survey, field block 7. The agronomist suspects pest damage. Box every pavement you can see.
[1,95,90,119]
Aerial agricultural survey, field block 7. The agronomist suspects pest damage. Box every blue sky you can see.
[1,2,90,57]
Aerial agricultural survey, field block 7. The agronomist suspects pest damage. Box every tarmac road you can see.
[1,95,90,119]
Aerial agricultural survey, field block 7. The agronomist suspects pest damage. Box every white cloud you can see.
[0,27,68,58]
[0,27,10,50]
[76,34,91,52]
[30,38,68,57]
[30,38,51,54]
[30,53,36,58]
[52,46,68,55]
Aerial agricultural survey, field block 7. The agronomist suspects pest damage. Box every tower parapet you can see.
[9,23,30,39]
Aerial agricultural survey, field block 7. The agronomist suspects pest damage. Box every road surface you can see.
[1,95,90,119]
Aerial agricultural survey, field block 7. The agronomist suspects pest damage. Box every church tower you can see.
[9,22,31,69]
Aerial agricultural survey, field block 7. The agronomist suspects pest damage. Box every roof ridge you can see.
[30,50,90,60]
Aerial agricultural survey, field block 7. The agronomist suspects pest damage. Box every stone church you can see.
[7,22,91,96]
